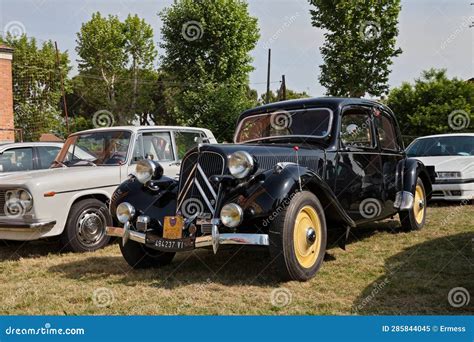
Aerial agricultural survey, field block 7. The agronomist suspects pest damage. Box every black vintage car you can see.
[106,98,434,281]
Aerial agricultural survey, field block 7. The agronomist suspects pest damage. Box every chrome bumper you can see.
[106,226,269,252]
[0,219,56,232]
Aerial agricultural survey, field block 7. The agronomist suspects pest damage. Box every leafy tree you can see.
[259,88,310,104]
[0,34,70,141]
[75,12,158,125]
[308,0,402,97]
[76,13,127,121]
[387,69,474,140]
[160,0,260,141]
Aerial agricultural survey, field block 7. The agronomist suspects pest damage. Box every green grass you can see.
[0,204,472,315]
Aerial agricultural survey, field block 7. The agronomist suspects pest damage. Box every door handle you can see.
[169,161,181,167]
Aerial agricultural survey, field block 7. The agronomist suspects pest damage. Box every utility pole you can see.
[266,49,271,104]
[55,41,69,135]
[281,75,286,101]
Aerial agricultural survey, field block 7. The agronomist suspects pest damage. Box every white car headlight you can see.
[135,159,160,184]
[116,202,135,224]
[228,151,255,179]
[437,172,462,179]
[220,203,243,228]
[5,189,33,217]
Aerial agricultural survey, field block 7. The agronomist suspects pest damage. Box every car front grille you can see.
[0,190,6,216]
[177,151,225,218]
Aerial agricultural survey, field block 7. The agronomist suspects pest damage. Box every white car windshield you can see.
[55,131,132,166]
[407,136,474,157]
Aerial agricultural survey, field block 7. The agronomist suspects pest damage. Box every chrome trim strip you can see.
[194,179,215,215]
[177,163,197,208]
[197,164,217,200]
[0,219,56,231]
[195,233,270,248]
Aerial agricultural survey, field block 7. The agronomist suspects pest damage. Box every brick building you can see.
[0,44,14,143]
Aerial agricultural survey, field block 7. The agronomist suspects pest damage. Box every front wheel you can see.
[269,191,327,281]
[119,240,175,269]
[399,177,427,231]
[60,198,111,252]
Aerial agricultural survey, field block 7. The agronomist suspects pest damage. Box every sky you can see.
[0,0,472,97]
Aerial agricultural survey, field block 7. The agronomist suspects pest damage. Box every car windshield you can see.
[406,136,474,157]
[54,131,132,166]
[234,108,332,143]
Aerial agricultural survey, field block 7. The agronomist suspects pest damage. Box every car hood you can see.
[0,166,121,192]
[411,156,474,176]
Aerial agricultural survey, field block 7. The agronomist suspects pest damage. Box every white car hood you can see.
[412,156,474,176]
[0,166,121,192]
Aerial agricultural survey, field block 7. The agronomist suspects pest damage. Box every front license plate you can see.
[163,216,184,239]
[146,233,195,252]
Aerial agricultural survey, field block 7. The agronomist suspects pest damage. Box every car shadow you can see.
[0,239,61,260]
[352,232,473,314]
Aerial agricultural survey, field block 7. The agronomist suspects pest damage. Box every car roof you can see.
[69,125,214,136]
[0,142,63,150]
[413,133,474,140]
[237,97,390,121]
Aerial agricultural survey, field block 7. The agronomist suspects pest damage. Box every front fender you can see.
[238,164,355,229]
[110,176,178,229]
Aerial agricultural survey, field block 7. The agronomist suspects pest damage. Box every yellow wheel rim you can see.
[293,205,322,268]
[413,184,425,224]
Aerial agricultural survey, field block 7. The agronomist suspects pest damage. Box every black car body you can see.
[107,97,435,281]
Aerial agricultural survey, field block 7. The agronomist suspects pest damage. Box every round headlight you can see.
[135,159,156,184]
[18,189,33,211]
[116,202,135,224]
[228,151,254,179]
[220,203,243,228]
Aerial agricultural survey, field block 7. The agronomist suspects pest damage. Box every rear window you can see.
[407,136,474,157]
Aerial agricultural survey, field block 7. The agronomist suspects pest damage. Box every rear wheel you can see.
[269,191,327,281]
[400,177,427,231]
[60,199,111,252]
[119,240,175,269]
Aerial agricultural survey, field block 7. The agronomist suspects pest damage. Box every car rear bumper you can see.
[0,218,56,232]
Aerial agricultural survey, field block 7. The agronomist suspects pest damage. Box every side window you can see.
[340,112,374,148]
[37,146,61,169]
[133,132,174,163]
[375,112,399,150]
[175,131,204,160]
[0,147,34,172]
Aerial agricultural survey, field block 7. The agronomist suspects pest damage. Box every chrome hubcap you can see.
[77,209,106,247]
[306,227,316,245]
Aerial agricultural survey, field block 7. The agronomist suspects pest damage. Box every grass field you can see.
[0,203,472,315]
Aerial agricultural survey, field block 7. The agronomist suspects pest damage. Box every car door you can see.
[128,130,178,179]
[35,145,62,169]
[373,107,404,216]
[334,105,384,223]
[0,147,35,173]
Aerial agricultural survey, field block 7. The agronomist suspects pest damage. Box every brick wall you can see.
[0,46,14,143]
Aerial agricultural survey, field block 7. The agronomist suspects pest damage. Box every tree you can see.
[387,69,474,140]
[0,34,71,141]
[75,12,158,125]
[160,0,260,141]
[259,88,310,104]
[76,13,127,121]
[308,0,402,97]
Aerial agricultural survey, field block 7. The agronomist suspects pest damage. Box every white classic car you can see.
[406,133,474,201]
[0,126,217,252]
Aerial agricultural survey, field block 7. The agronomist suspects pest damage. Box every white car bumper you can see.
[432,179,474,201]
[0,218,56,240]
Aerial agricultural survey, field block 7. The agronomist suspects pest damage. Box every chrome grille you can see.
[0,190,6,216]
[177,151,225,217]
